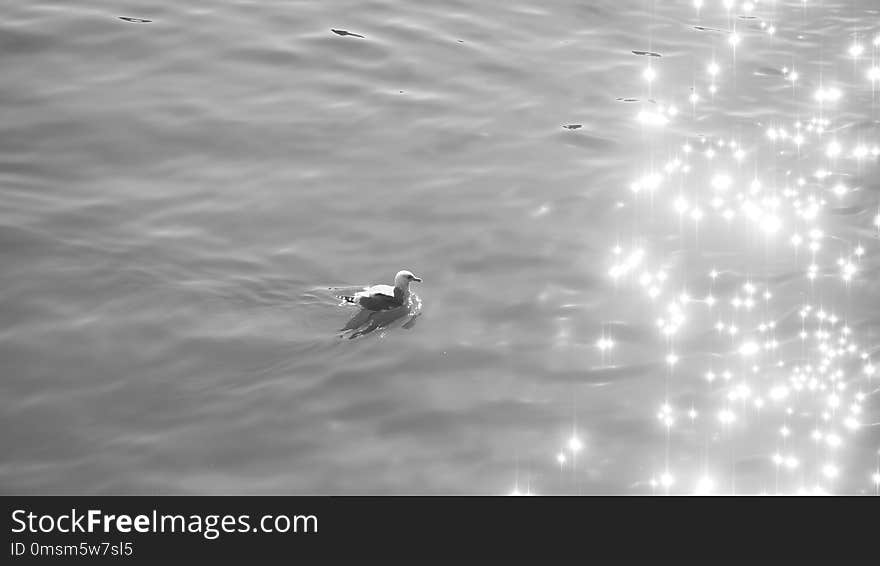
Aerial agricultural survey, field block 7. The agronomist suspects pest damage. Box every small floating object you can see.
[616,97,640,103]
[693,25,728,33]
[737,15,759,20]
[118,17,151,23]
[632,50,662,57]
[563,124,582,129]
[331,29,365,38]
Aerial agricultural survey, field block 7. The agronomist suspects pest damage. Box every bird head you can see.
[394,270,422,289]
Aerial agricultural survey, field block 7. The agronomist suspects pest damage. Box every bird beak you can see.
[412,276,422,283]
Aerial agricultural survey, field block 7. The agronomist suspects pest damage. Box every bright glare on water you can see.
[1,0,880,495]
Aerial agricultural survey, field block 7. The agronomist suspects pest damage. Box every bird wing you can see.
[331,284,403,311]
[356,286,402,311]
[363,284,395,297]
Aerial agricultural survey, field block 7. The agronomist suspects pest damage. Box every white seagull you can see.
[334,270,422,311]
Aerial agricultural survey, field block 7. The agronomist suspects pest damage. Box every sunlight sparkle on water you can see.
[693,476,715,494]
[535,0,880,496]
[814,87,842,103]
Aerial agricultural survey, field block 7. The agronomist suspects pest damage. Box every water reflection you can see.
[4,0,879,497]
[338,296,422,340]
[545,0,880,495]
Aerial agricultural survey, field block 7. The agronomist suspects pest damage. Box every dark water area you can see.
[1,0,879,494]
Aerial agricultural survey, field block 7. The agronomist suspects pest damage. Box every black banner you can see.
[1,496,867,561]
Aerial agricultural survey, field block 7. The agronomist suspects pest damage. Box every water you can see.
[1,0,879,494]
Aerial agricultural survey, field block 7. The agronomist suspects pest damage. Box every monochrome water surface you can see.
[2,0,879,494]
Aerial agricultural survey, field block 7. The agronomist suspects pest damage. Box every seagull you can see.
[333,270,422,311]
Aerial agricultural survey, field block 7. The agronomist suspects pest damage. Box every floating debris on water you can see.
[632,50,662,57]
[562,124,583,129]
[692,25,728,33]
[331,29,365,38]
[616,97,641,103]
[118,17,152,23]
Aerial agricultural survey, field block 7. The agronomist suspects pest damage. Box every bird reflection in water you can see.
[338,298,421,339]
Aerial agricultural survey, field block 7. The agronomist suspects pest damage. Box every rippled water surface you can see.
[2,0,880,494]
